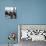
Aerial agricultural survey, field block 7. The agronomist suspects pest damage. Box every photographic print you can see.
[18,25,46,46]
[5,7,16,19]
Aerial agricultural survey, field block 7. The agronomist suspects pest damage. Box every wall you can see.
[0,0,46,44]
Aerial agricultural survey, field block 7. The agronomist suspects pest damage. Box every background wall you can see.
[0,0,46,44]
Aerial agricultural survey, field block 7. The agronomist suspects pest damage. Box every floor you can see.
[19,39,46,46]
[0,40,46,46]
[0,44,18,46]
